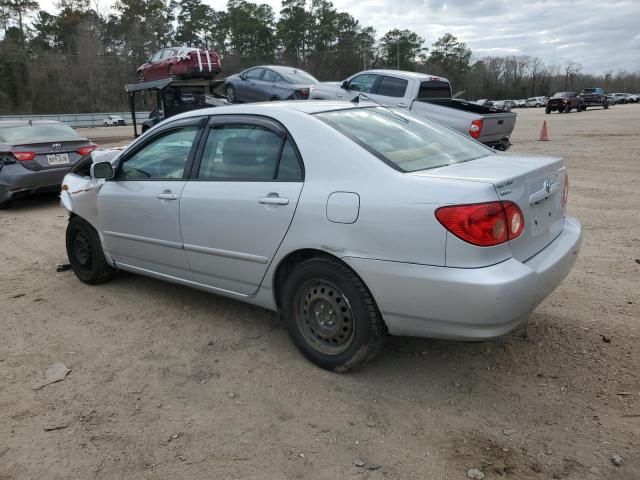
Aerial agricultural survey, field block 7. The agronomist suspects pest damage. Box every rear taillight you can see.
[13,151,36,161]
[295,89,310,99]
[77,144,98,156]
[562,173,569,213]
[435,201,525,247]
[469,119,483,139]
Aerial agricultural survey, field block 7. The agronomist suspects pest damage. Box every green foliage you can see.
[427,33,471,84]
[379,29,426,70]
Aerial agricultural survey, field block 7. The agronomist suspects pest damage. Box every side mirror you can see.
[91,161,114,180]
[341,80,349,90]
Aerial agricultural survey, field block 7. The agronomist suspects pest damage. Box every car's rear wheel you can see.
[138,71,145,83]
[225,85,236,103]
[168,66,175,80]
[545,107,551,114]
[604,103,609,109]
[281,257,387,372]
[0,199,12,210]
[66,216,116,285]
[564,104,571,113]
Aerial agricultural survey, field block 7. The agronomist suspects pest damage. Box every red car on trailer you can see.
[137,47,222,82]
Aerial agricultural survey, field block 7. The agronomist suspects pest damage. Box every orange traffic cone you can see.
[538,121,549,141]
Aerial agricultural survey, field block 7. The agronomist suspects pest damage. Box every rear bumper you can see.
[344,217,582,340]
[484,137,512,151]
[0,163,69,202]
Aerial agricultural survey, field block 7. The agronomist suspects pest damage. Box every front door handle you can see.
[157,192,178,200]
[259,196,289,205]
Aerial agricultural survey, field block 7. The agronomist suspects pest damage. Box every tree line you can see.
[0,0,638,114]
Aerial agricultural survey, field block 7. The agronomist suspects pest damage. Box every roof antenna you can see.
[352,93,409,123]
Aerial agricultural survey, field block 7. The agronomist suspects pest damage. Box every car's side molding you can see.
[103,230,182,250]
[183,243,269,264]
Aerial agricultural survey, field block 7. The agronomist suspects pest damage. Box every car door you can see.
[97,117,206,280]
[236,68,264,102]
[340,73,380,101]
[369,74,410,106]
[179,115,304,295]
[259,69,280,100]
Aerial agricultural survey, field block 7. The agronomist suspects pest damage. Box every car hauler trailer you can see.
[125,78,226,137]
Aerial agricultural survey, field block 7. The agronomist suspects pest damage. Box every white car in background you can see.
[103,115,126,127]
[525,97,547,107]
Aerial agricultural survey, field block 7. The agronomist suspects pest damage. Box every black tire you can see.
[604,103,609,110]
[545,108,551,114]
[66,216,116,285]
[270,97,279,101]
[168,65,175,80]
[564,105,571,113]
[582,106,588,111]
[0,199,12,210]
[281,257,387,372]
[138,71,145,83]
[225,84,236,103]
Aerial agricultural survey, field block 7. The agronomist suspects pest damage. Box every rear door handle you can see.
[157,192,178,200]
[259,196,289,205]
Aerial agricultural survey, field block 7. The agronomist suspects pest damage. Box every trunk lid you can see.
[412,154,567,262]
[13,140,88,171]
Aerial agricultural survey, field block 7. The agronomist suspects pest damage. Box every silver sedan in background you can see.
[60,102,582,371]
[224,65,318,103]
[0,120,97,208]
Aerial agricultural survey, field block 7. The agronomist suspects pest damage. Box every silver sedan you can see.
[224,65,318,103]
[61,102,582,371]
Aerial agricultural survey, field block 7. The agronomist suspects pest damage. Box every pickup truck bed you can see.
[410,99,517,150]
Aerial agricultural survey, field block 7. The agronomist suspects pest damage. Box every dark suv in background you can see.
[579,88,609,110]
[546,92,583,113]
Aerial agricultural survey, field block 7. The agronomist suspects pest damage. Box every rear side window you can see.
[376,76,408,98]
[315,107,491,173]
[262,70,279,83]
[197,125,302,181]
[418,81,451,99]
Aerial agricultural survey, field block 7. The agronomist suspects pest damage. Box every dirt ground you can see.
[1,104,639,480]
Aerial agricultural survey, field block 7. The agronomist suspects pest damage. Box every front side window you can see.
[315,107,492,173]
[117,126,198,180]
[198,125,302,181]
[348,74,377,93]
[244,68,263,81]
[377,76,408,98]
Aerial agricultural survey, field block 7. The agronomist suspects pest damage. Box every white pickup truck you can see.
[309,69,516,151]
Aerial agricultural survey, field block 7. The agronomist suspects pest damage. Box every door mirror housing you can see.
[91,161,114,180]
[341,80,349,90]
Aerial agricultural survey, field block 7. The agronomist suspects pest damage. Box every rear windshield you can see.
[279,70,318,84]
[418,81,451,99]
[314,107,492,173]
[0,124,82,143]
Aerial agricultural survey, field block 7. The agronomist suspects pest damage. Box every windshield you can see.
[279,70,318,84]
[0,124,82,144]
[582,88,596,93]
[552,92,572,98]
[314,107,492,173]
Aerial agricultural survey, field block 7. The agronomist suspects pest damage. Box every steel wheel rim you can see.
[73,230,93,268]
[296,280,355,355]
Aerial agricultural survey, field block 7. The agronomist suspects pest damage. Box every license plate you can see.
[47,153,70,165]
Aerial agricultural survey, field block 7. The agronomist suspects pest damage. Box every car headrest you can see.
[222,136,257,167]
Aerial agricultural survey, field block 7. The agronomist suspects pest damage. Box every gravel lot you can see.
[1,104,639,480]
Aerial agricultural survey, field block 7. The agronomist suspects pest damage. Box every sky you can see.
[39,0,640,74]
